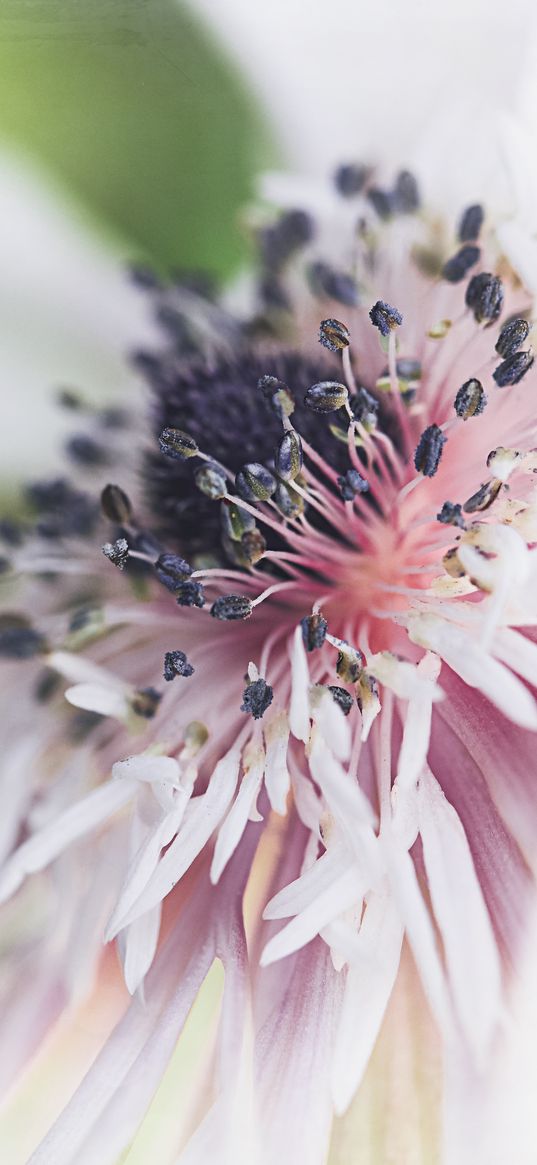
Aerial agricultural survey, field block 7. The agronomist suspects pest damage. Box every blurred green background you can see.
[0,0,272,277]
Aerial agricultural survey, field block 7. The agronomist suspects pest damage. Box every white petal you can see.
[65,682,129,719]
[260,863,362,966]
[331,890,404,1113]
[308,733,380,877]
[112,754,181,786]
[493,626,537,688]
[367,651,442,701]
[418,770,502,1060]
[210,747,265,883]
[310,687,351,761]
[395,653,440,790]
[263,711,290,815]
[121,904,162,995]
[407,613,537,730]
[105,805,183,942]
[108,748,241,932]
[47,650,125,688]
[291,768,323,834]
[263,847,349,920]
[0,780,137,904]
[289,625,310,742]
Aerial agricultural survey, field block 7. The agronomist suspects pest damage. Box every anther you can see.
[240,528,266,565]
[441,245,480,283]
[273,481,304,518]
[176,581,205,608]
[100,483,133,524]
[495,318,531,359]
[454,378,487,420]
[465,272,503,324]
[336,644,365,683]
[221,501,256,542]
[350,386,379,428]
[304,381,349,413]
[443,548,466,578]
[65,435,106,466]
[130,688,162,719]
[463,480,502,513]
[275,430,303,481]
[369,300,403,337]
[493,350,534,387]
[241,676,273,720]
[414,424,446,477]
[194,464,227,500]
[308,262,359,307]
[334,163,367,196]
[328,685,353,716]
[457,204,484,243]
[155,552,192,592]
[102,537,129,570]
[211,594,253,621]
[337,468,369,500]
[301,612,328,652]
[163,650,194,681]
[393,170,420,213]
[158,427,199,460]
[367,187,395,220]
[437,501,466,529]
[235,463,277,503]
[0,614,47,659]
[319,318,350,353]
[258,375,295,421]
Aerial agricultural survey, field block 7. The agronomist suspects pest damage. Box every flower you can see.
[2,164,537,1163]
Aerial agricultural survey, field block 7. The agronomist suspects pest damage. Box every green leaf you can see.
[0,1,273,275]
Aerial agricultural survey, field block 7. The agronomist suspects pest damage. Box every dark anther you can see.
[337,468,369,500]
[102,537,129,570]
[0,557,10,574]
[414,423,446,477]
[369,300,403,337]
[0,614,47,659]
[458,204,484,243]
[437,501,466,529]
[158,427,199,460]
[98,406,129,430]
[301,612,328,652]
[319,318,350,352]
[273,481,304,519]
[495,318,530,359]
[336,645,365,683]
[26,478,98,540]
[34,668,61,703]
[129,263,162,290]
[240,676,273,720]
[328,685,353,716]
[100,484,133,524]
[463,480,502,513]
[194,464,227,500]
[275,431,303,482]
[221,500,256,542]
[350,387,379,426]
[240,528,266,565]
[454,378,487,420]
[304,381,349,413]
[367,187,395,220]
[163,650,194,681]
[131,687,162,718]
[210,594,253,621]
[56,387,84,410]
[493,350,535,387]
[235,463,277,503]
[465,272,503,324]
[258,375,295,422]
[262,209,314,270]
[176,581,205,608]
[155,552,192,592]
[393,170,420,213]
[334,163,367,197]
[0,518,23,546]
[308,262,359,307]
[441,245,480,283]
[65,434,106,466]
[259,274,291,313]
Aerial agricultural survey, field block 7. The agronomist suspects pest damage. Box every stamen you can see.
[368,300,403,338]
[437,501,466,529]
[275,430,303,482]
[235,463,277,503]
[130,688,162,718]
[493,350,535,386]
[495,317,530,359]
[163,650,194,681]
[102,537,130,570]
[241,676,273,720]
[441,244,480,283]
[194,464,227,499]
[308,262,359,307]
[463,480,502,513]
[393,170,420,213]
[100,484,133,524]
[158,427,199,460]
[155,553,192,592]
[176,581,205,608]
[0,614,47,659]
[327,685,353,715]
[304,381,350,414]
[210,594,253,621]
[457,203,484,242]
[319,318,350,353]
[334,163,367,196]
[301,612,328,652]
[465,273,503,324]
[337,468,369,500]
[414,424,446,477]
[454,378,487,419]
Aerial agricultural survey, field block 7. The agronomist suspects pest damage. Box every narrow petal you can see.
[121,904,162,996]
[263,847,350,920]
[289,625,310,742]
[263,711,290,815]
[65,682,129,720]
[210,746,265,883]
[260,863,362,966]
